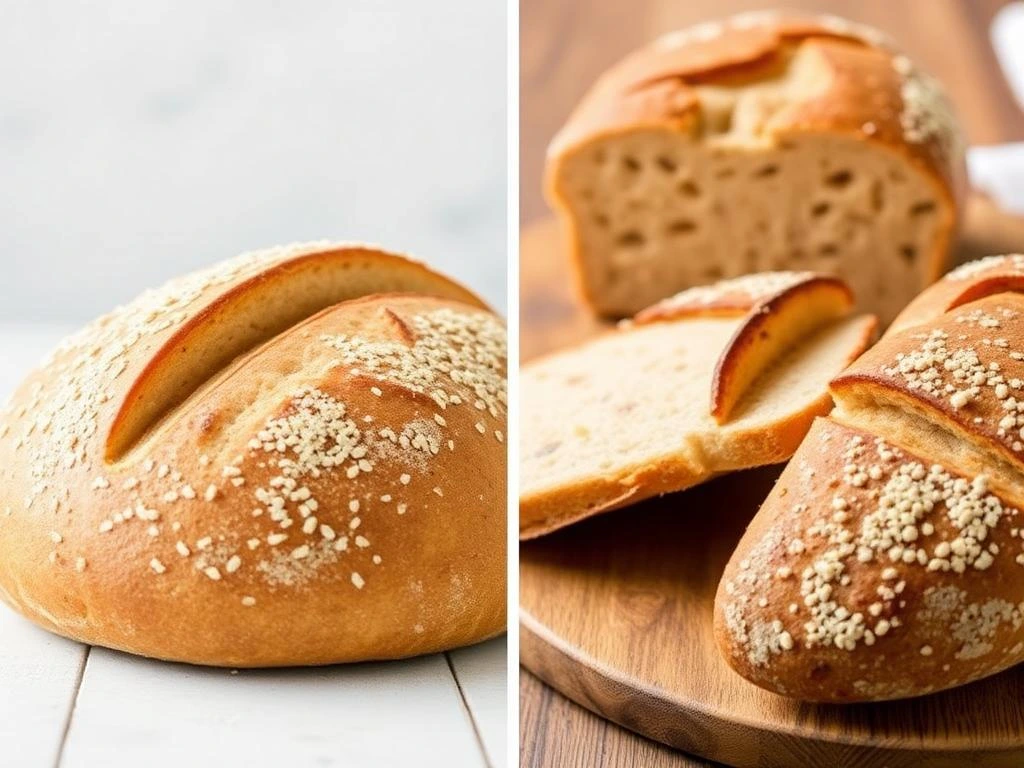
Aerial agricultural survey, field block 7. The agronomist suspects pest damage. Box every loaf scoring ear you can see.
[637,273,856,423]
[886,254,1024,335]
[108,246,486,460]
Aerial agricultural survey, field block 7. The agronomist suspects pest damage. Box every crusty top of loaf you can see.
[887,254,1024,335]
[0,243,506,611]
[547,11,965,213]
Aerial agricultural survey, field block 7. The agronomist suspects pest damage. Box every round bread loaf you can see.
[0,243,507,666]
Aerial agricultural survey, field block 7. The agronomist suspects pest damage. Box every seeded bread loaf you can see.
[0,243,507,666]
[520,271,877,538]
[546,11,965,324]
[715,254,1024,702]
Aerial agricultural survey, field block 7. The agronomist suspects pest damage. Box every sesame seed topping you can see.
[150,558,166,574]
[351,572,365,589]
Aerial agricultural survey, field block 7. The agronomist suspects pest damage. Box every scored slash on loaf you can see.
[0,243,507,667]
[520,271,877,539]
[715,254,1024,702]
[545,11,965,325]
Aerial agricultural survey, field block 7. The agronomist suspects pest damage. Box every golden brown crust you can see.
[548,13,963,206]
[716,418,1024,702]
[546,11,966,311]
[887,253,1024,335]
[0,243,507,666]
[716,255,1024,701]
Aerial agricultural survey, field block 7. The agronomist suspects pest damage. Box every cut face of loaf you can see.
[520,272,877,538]
[0,243,507,667]
[715,255,1024,702]
[547,13,964,324]
[558,132,946,324]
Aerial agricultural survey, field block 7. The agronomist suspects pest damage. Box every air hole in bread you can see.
[593,213,610,228]
[811,202,831,218]
[657,155,678,173]
[910,200,936,216]
[754,164,779,178]
[703,265,724,280]
[617,230,645,247]
[819,243,839,258]
[623,155,641,173]
[790,249,807,262]
[677,179,702,197]
[825,170,853,189]
[535,441,561,459]
[900,244,917,264]
[744,248,759,268]
[871,180,885,213]
[703,105,734,135]
[715,167,736,179]
[667,219,697,235]
[593,149,607,165]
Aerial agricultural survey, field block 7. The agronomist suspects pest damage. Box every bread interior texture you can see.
[520,313,870,501]
[555,48,945,323]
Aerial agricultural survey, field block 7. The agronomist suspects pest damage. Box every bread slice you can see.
[546,12,965,325]
[715,254,1024,701]
[520,272,877,538]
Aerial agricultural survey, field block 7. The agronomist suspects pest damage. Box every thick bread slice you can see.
[716,255,1024,701]
[546,12,965,324]
[0,243,507,667]
[520,272,876,538]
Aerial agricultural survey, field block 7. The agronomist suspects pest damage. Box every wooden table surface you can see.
[519,1,1024,765]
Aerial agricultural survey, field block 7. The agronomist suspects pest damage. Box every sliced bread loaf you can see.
[520,272,877,538]
[546,12,965,324]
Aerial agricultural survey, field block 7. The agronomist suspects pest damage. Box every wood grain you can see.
[520,0,1024,226]
[519,201,1024,766]
[521,465,1024,767]
[520,668,723,768]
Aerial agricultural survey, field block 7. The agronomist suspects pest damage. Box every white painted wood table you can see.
[0,327,507,768]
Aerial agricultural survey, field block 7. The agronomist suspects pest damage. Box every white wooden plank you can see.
[60,649,487,768]
[0,608,88,768]
[449,636,508,768]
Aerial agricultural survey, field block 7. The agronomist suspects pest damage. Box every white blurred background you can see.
[0,0,507,326]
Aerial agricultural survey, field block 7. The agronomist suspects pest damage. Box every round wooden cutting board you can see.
[519,202,1024,768]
